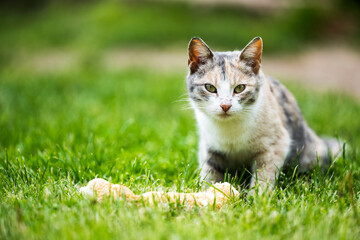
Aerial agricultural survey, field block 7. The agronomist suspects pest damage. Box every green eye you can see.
[234,84,246,94]
[205,84,217,93]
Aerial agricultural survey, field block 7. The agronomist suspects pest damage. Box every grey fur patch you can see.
[189,85,195,93]
[229,62,237,69]
[198,89,210,100]
[238,91,253,104]
[248,84,260,104]
[266,76,329,171]
[207,149,252,183]
[187,78,211,101]
[216,55,226,79]
[238,79,261,105]
[188,86,210,102]
[189,94,202,102]
[207,150,227,173]
[192,68,206,78]
[238,64,255,76]
[280,89,289,103]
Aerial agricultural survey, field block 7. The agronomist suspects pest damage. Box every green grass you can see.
[1,66,360,239]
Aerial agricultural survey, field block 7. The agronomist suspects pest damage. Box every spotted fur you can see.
[186,37,342,191]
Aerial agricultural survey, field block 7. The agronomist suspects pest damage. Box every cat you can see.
[186,37,342,191]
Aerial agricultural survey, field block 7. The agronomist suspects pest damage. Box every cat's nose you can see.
[220,104,232,113]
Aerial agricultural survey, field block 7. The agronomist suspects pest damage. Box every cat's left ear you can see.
[239,37,263,74]
[188,37,214,74]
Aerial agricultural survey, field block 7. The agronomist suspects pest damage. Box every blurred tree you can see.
[336,0,360,10]
[0,0,94,11]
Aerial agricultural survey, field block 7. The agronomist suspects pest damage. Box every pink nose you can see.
[220,104,232,112]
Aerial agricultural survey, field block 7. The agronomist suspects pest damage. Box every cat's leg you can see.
[200,162,224,183]
[198,146,226,183]
[250,144,288,193]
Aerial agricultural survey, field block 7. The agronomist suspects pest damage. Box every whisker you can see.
[172,95,190,104]
[173,98,190,103]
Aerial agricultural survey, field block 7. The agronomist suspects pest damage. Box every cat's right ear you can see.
[188,37,213,74]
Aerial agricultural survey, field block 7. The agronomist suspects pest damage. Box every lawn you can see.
[1,66,360,239]
[1,1,360,239]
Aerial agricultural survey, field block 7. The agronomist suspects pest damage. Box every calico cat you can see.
[186,37,341,190]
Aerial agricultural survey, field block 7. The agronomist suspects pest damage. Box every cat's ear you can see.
[188,37,214,74]
[239,37,263,74]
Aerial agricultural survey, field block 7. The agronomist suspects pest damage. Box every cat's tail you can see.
[322,137,344,160]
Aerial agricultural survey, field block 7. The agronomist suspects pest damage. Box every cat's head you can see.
[186,37,263,121]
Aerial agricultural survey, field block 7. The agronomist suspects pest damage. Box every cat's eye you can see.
[234,84,246,94]
[205,84,217,93]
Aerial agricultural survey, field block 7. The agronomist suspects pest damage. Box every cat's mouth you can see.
[218,112,232,119]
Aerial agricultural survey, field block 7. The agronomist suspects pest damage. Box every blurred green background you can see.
[1,0,360,61]
[1,0,360,50]
[1,0,360,95]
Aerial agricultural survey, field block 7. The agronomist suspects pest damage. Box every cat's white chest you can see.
[196,111,257,158]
